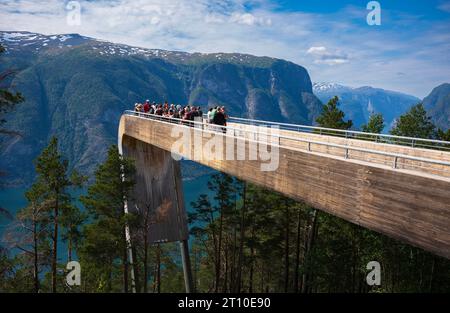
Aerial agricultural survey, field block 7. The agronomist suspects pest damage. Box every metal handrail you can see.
[124,110,450,175]
[227,116,450,149]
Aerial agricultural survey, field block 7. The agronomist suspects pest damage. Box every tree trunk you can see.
[351,226,356,293]
[152,263,157,293]
[301,209,318,294]
[123,252,129,293]
[215,206,224,293]
[294,208,302,293]
[230,225,237,292]
[143,233,149,293]
[193,247,198,292]
[249,227,255,293]
[107,257,113,292]
[51,195,59,293]
[224,236,229,292]
[33,213,40,293]
[429,257,436,292]
[156,243,161,293]
[284,205,290,293]
[236,182,246,293]
[68,236,73,262]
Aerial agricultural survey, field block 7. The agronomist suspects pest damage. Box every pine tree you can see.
[33,136,81,293]
[316,96,353,130]
[437,129,450,141]
[60,204,86,262]
[6,183,52,293]
[390,103,436,139]
[22,183,50,293]
[361,113,385,134]
[80,145,136,293]
[207,173,234,292]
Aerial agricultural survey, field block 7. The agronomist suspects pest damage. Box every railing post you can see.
[308,142,311,152]
[345,148,349,159]
[393,156,398,169]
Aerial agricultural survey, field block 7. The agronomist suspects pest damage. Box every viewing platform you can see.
[119,111,450,259]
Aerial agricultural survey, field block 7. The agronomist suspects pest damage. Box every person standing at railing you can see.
[134,103,143,113]
[207,108,214,124]
[149,103,155,115]
[182,106,191,127]
[208,106,219,130]
[212,106,219,121]
[197,106,203,119]
[213,106,227,133]
[155,104,163,116]
[191,106,199,119]
[173,108,180,120]
[143,100,150,113]
[191,106,204,129]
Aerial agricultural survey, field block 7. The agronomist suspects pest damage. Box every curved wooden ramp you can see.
[119,112,450,259]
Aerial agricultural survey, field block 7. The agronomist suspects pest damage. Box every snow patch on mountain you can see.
[0,31,276,66]
[313,82,353,93]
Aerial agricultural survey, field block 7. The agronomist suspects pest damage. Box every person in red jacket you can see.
[143,100,150,113]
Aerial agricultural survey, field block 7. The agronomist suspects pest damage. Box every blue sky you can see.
[0,0,449,97]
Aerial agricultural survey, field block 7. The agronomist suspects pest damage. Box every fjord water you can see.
[0,174,215,251]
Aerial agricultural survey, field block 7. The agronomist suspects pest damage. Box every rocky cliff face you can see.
[422,83,450,131]
[0,31,322,186]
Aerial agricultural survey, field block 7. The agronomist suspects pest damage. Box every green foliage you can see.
[316,96,353,130]
[3,137,83,292]
[314,84,420,130]
[78,145,136,292]
[437,128,450,141]
[390,103,436,139]
[187,175,450,293]
[60,203,86,261]
[361,113,385,134]
[14,182,52,292]
[81,145,135,219]
[3,162,450,293]
[35,137,71,196]
[33,136,83,292]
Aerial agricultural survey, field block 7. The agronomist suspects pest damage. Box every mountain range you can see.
[0,31,448,187]
[313,82,421,131]
[0,31,323,186]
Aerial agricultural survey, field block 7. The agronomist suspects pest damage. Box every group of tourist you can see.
[133,100,228,131]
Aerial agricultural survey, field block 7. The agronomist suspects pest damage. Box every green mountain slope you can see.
[422,83,450,131]
[0,31,322,186]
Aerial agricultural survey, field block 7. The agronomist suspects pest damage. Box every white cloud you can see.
[229,12,272,26]
[438,2,450,13]
[307,46,326,54]
[307,46,349,65]
[0,0,448,97]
